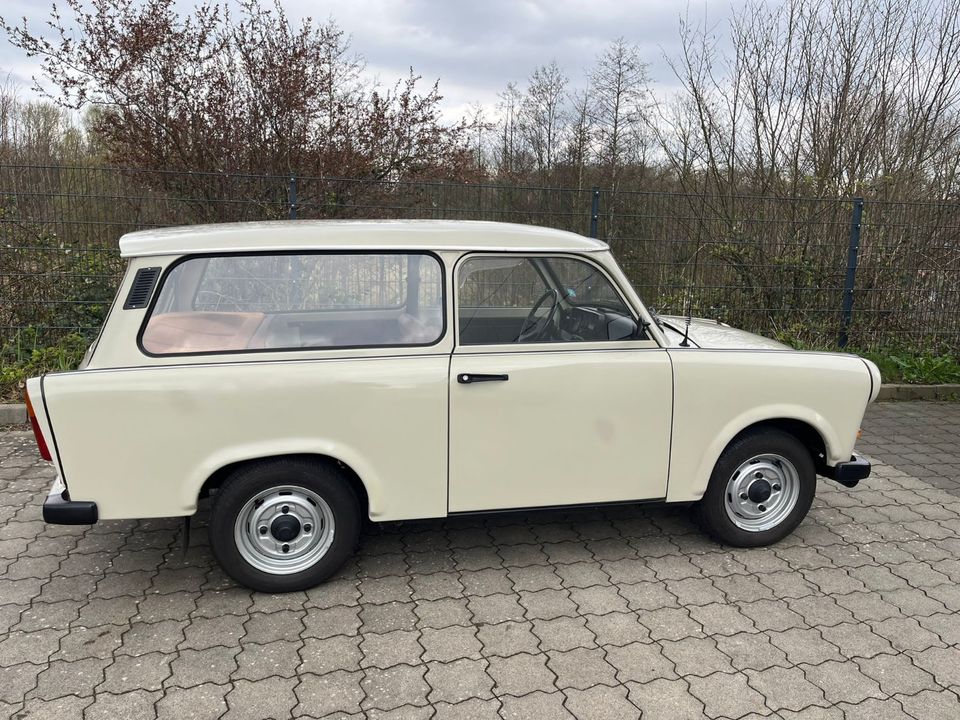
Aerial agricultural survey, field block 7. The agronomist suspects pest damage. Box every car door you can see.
[448,253,673,513]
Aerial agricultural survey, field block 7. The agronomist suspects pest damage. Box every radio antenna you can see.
[680,188,709,347]
[679,276,695,346]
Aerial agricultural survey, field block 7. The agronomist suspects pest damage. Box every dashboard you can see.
[558,305,627,342]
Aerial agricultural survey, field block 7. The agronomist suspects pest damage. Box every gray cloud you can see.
[0,0,47,89]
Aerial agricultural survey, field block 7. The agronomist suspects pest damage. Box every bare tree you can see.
[494,82,529,179]
[520,61,568,181]
[464,102,493,173]
[589,38,652,193]
[0,76,16,157]
[0,77,88,163]
[562,88,594,191]
[658,0,960,199]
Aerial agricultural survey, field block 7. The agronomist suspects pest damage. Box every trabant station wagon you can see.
[26,220,879,592]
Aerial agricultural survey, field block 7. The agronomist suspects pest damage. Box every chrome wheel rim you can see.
[723,454,800,532]
[234,485,335,575]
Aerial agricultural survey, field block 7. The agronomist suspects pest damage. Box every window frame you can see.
[453,251,649,350]
[137,249,447,358]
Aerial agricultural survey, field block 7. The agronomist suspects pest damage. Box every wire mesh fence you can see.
[1,163,958,352]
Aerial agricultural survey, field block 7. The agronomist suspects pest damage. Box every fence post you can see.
[838,197,864,348]
[589,187,600,238]
[288,176,298,220]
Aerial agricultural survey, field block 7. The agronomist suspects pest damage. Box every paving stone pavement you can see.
[1,400,959,719]
[857,401,960,498]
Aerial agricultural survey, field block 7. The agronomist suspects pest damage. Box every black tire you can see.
[695,429,816,547]
[209,457,361,592]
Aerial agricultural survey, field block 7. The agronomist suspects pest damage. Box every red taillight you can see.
[24,390,52,461]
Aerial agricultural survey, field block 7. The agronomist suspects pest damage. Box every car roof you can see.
[118,219,609,258]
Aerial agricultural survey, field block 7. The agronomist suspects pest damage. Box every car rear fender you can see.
[184,439,384,519]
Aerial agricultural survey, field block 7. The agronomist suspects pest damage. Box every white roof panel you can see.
[118,219,608,257]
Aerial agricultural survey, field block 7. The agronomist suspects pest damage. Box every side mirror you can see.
[607,316,638,341]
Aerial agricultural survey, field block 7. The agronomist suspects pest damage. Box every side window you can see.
[141,253,443,354]
[457,255,638,345]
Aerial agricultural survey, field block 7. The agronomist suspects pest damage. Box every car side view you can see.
[26,220,880,592]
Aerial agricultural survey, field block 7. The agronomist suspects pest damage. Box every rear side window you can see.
[140,253,444,355]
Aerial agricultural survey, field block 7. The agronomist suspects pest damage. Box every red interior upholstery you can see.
[141,312,266,354]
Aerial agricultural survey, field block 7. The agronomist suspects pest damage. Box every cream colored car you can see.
[26,220,879,592]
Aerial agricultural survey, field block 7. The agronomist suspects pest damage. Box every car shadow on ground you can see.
[126,497,709,596]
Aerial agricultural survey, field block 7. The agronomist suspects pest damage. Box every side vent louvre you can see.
[123,267,161,310]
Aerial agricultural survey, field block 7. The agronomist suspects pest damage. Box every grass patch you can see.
[786,338,960,385]
[857,350,960,385]
[0,329,89,403]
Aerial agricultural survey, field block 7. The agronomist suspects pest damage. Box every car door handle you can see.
[457,373,509,384]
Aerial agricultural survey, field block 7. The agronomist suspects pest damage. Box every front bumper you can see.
[43,477,98,524]
[824,453,871,488]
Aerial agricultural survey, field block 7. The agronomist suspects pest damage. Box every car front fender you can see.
[666,350,872,503]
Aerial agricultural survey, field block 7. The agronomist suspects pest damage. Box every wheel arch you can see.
[669,407,838,503]
[195,452,371,520]
[729,418,828,473]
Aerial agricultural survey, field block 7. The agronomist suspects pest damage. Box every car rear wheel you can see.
[209,457,361,592]
[696,429,816,547]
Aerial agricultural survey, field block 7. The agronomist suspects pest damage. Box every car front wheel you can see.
[696,429,816,547]
[209,457,361,592]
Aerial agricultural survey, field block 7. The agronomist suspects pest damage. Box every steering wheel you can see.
[518,289,560,342]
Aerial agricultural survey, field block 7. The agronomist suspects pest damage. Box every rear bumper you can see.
[824,453,871,489]
[43,478,98,524]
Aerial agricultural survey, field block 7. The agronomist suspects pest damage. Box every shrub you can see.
[0,328,88,403]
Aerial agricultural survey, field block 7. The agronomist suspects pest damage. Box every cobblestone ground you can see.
[857,402,960,498]
[1,401,959,719]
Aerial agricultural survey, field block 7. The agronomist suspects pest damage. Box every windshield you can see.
[543,257,630,311]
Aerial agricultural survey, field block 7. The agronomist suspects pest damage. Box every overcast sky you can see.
[0,0,736,121]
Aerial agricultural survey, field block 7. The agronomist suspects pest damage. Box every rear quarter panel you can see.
[667,350,872,502]
[42,355,449,521]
